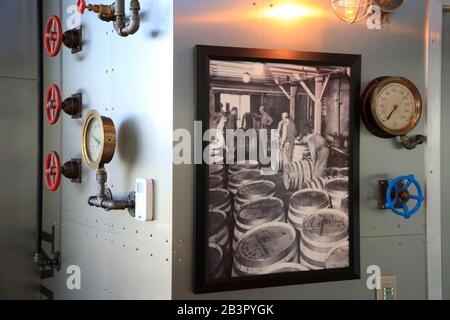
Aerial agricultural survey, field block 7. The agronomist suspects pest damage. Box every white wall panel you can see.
[42,0,173,299]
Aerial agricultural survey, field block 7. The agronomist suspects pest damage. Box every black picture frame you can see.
[194,45,361,294]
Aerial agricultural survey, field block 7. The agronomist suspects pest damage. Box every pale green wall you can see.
[173,0,428,299]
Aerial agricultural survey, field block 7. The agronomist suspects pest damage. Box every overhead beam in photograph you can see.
[274,79,291,100]
[273,79,298,120]
[298,75,331,135]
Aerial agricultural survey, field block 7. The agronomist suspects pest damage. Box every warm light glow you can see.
[265,3,321,20]
[175,1,324,26]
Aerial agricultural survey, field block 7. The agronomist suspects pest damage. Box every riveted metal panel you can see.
[42,0,173,299]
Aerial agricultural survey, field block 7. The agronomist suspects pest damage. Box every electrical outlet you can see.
[376,276,398,300]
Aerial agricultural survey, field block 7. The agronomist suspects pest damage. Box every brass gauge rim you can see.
[372,0,406,13]
[370,76,422,137]
[81,110,116,170]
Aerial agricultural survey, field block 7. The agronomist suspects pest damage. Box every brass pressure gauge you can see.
[81,110,116,169]
[361,76,422,139]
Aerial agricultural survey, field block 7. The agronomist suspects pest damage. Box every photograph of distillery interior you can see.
[1,0,450,303]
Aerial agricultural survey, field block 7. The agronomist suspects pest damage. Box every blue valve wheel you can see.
[385,175,424,219]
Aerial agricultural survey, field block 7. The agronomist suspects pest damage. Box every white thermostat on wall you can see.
[135,178,154,221]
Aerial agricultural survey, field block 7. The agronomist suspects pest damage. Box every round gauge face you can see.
[81,110,116,170]
[85,117,103,163]
[370,77,422,137]
[374,83,415,131]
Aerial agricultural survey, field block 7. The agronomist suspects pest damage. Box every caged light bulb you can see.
[331,0,372,24]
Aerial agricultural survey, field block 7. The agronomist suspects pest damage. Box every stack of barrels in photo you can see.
[233,197,284,250]
[209,164,225,189]
[233,222,299,276]
[234,180,276,215]
[299,210,348,270]
[288,189,331,232]
[208,188,233,279]
[228,168,263,195]
[283,159,314,191]
[325,178,349,212]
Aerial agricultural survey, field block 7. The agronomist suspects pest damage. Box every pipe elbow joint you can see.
[113,0,141,37]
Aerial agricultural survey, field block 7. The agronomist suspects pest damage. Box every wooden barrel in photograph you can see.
[300,177,330,191]
[233,197,284,250]
[270,149,283,173]
[325,241,350,269]
[208,242,226,280]
[210,174,225,189]
[325,178,349,210]
[283,159,314,191]
[260,262,309,274]
[209,188,232,217]
[288,189,331,231]
[234,180,276,214]
[228,160,259,176]
[300,209,348,270]
[233,222,298,277]
[208,209,231,249]
[341,196,349,215]
[337,167,349,178]
[292,144,311,162]
[209,164,225,177]
[228,169,263,195]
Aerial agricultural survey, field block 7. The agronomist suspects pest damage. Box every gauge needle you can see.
[94,137,101,145]
[387,105,399,120]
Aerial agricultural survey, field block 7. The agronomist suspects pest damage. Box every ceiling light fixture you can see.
[330,0,372,24]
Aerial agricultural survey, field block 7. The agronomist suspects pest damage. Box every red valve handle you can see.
[77,0,87,14]
[45,84,62,125]
[44,16,63,57]
[45,152,62,192]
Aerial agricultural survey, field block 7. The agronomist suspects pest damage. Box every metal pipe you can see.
[88,196,135,211]
[88,168,135,211]
[113,0,141,37]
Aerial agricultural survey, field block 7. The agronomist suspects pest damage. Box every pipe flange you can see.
[128,192,136,217]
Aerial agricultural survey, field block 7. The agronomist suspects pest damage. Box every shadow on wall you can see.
[117,116,141,170]
[144,0,171,38]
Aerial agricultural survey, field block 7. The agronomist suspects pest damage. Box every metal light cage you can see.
[331,0,373,24]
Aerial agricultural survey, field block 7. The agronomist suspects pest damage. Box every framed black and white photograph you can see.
[195,45,361,293]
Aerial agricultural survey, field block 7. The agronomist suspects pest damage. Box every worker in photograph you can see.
[279,112,297,165]
[225,107,238,131]
[253,105,273,158]
[302,133,330,178]
[241,112,254,130]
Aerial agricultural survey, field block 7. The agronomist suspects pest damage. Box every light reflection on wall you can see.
[175,1,326,25]
[264,2,324,20]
